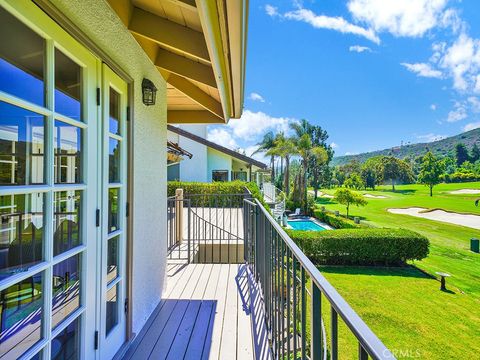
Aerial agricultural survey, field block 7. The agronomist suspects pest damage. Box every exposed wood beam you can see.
[106,0,132,26]
[155,48,216,88]
[166,73,224,119]
[168,110,225,124]
[162,0,196,12]
[129,7,210,63]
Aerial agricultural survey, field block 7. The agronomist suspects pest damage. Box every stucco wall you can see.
[177,126,208,182]
[207,148,233,181]
[50,0,168,336]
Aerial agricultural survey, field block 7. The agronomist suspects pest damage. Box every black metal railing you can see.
[167,193,251,264]
[243,198,395,360]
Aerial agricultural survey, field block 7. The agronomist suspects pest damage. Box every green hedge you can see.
[287,228,429,265]
[313,209,363,229]
[167,181,268,208]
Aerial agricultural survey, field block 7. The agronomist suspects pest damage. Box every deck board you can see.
[123,263,271,360]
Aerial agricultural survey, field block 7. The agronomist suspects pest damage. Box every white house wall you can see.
[50,0,168,335]
[207,148,233,181]
[177,125,208,182]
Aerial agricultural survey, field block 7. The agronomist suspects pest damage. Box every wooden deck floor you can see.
[122,263,271,360]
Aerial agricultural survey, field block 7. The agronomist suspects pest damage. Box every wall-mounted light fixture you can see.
[142,78,157,106]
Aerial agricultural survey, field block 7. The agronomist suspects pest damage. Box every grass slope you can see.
[314,182,480,359]
[332,127,480,166]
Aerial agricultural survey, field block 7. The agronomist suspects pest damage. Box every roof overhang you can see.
[167,125,267,169]
[106,0,248,124]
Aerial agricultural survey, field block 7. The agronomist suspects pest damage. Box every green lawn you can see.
[312,182,480,359]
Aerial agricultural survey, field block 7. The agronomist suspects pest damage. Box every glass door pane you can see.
[99,64,127,359]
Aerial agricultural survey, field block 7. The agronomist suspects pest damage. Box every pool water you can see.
[288,220,326,231]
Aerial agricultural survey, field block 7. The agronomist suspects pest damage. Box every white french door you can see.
[0,1,128,359]
[97,64,128,360]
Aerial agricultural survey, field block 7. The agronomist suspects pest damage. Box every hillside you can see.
[332,127,480,166]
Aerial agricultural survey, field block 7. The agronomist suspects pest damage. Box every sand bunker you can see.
[449,189,480,195]
[308,190,334,198]
[363,194,387,199]
[388,207,480,230]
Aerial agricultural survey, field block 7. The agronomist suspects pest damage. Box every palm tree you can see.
[253,131,276,180]
[271,134,297,196]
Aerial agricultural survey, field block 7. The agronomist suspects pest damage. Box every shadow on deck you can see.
[122,263,271,360]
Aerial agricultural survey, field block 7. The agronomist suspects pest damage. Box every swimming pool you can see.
[287,220,327,231]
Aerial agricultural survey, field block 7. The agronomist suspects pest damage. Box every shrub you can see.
[313,209,363,229]
[287,228,429,266]
[167,181,267,208]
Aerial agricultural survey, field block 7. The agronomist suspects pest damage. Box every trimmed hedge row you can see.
[287,228,429,265]
[167,181,268,208]
[313,209,363,229]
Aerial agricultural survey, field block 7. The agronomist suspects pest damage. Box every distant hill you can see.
[332,127,480,166]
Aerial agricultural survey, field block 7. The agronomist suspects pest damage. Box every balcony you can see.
[123,192,395,360]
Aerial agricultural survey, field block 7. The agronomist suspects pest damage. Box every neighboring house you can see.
[167,124,268,183]
[0,0,247,359]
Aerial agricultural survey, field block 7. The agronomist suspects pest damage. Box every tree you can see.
[270,134,297,196]
[455,143,470,166]
[380,156,414,191]
[418,152,445,196]
[253,132,276,180]
[471,143,480,163]
[310,146,329,198]
[290,132,329,212]
[361,157,382,190]
[334,188,367,219]
[344,172,365,190]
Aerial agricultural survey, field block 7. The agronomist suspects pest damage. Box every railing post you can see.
[175,188,184,244]
[331,306,338,360]
[311,281,322,360]
[359,343,368,360]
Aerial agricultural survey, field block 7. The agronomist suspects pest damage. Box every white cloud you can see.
[228,110,296,139]
[401,62,443,78]
[265,4,279,17]
[430,104,437,110]
[207,128,238,149]
[347,0,449,38]
[439,33,480,92]
[349,45,371,53]
[463,122,480,132]
[330,142,339,149]
[345,151,359,156]
[416,133,447,143]
[468,97,480,113]
[283,8,380,44]
[447,102,468,122]
[249,92,265,102]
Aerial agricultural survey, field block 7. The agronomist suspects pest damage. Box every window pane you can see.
[51,317,80,360]
[107,236,118,284]
[53,191,81,256]
[0,8,45,106]
[212,170,228,182]
[108,188,119,233]
[55,49,82,121]
[108,138,120,183]
[0,193,44,280]
[106,284,118,335]
[52,254,81,329]
[0,101,45,185]
[54,121,81,184]
[0,273,43,359]
[109,88,120,135]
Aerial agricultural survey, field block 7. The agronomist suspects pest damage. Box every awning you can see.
[167,140,193,163]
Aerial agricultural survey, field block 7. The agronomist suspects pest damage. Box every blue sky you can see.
[207,0,480,159]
